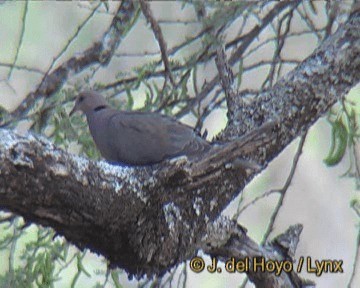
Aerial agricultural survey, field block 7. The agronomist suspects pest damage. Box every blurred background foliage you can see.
[0,1,359,287]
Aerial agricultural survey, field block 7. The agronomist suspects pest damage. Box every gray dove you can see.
[70,91,211,165]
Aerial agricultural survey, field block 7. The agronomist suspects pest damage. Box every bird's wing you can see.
[107,111,210,164]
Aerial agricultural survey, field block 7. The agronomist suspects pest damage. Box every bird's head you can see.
[70,91,109,116]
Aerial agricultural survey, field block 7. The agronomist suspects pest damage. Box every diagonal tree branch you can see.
[139,0,175,86]
[2,0,139,127]
[215,46,237,116]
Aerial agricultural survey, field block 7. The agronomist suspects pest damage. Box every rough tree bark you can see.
[0,6,359,288]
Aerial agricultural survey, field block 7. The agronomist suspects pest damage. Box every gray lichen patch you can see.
[193,197,203,216]
[70,155,90,176]
[48,163,69,177]
[0,129,34,168]
[0,128,150,202]
[210,198,218,211]
[163,202,182,233]
[0,129,20,150]
[202,216,235,247]
[97,161,149,202]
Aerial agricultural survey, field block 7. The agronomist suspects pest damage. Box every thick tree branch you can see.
[204,219,314,288]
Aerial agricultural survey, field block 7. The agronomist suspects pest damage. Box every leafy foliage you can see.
[324,97,360,190]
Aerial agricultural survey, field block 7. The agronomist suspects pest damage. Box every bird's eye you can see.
[79,96,85,102]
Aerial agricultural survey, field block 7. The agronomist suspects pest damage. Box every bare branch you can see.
[262,132,307,243]
[215,46,237,116]
[7,1,28,80]
[3,0,139,126]
[348,228,360,287]
[38,2,102,91]
[0,62,45,75]
[139,0,175,86]
[175,1,300,119]
[204,218,313,288]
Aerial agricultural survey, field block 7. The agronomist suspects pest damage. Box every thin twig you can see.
[353,141,360,188]
[234,133,307,221]
[262,132,307,244]
[139,0,175,86]
[244,59,300,72]
[115,21,211,60]
[348,227,360,288]
[7,1,28,80]
[4,219,20,288]
[38,2,101,92]
[233,189,277,220]
[6,0,138,127]
[105,33,309,108]
[262,6,295,88]
[0,62,45,75]
[175,1,300,119]
[107,1,295,102]
[296,4,323,42]
[239,132,307,288]
[324,2,337,38]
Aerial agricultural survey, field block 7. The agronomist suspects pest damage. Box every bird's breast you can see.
[86,112,117,161]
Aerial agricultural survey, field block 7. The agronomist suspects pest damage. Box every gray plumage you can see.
[70,91,211,165]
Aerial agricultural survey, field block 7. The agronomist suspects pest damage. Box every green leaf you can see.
[125,86,134,110]
[0,104,8,121]
[77,253,91,277]
[324,118,348,166]
[237,58,243,88]
[111,270,123,288]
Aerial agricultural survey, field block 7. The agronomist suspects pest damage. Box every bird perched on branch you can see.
[70,91,211,165]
